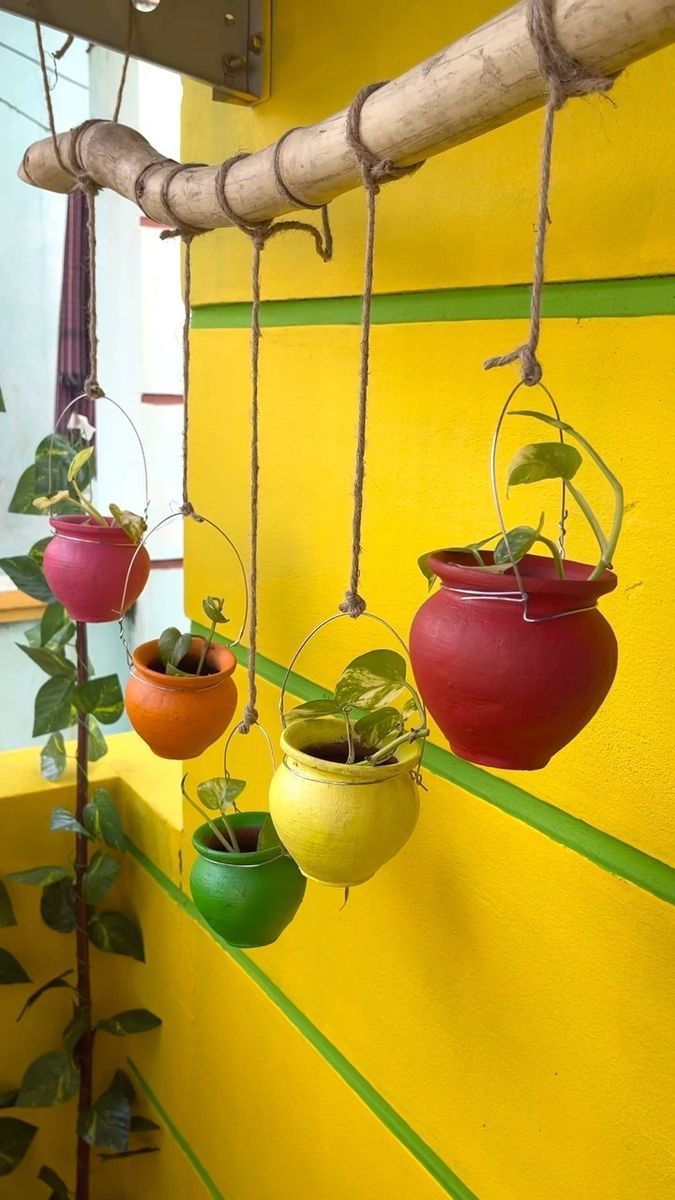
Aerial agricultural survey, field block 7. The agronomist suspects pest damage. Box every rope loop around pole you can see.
[345,82,425,194]
[484,0,617,387]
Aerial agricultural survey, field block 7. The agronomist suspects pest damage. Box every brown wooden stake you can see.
[74,621,92,1200]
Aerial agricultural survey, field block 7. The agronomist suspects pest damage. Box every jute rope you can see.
[339,82,423,617]
[484,0,616,385]
[213,152,334,732]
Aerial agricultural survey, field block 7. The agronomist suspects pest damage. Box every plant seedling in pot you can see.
[125,596,238,760]
[410,411,624,771]
[157,596,229,677]
[418,412,623,587]
[33,446,147,543]
[286,649,428,766]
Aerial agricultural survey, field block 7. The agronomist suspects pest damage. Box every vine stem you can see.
[74,622,92,1200]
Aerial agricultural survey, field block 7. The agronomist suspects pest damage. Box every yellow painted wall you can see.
[177,3,675,1199]
[4,4,675,1199]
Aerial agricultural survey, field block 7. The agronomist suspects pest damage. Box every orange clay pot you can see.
[125,636,237,760]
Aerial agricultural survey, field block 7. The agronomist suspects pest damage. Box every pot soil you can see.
[190,811,306,948]
[269,716,421,888]
[410,550,618,771]
[125,636,237,760]
[43,515,150,623]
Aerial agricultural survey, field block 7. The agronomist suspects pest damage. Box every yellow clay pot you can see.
[269,716,421,888]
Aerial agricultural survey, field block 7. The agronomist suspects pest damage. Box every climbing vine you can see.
[0,431,161,1196]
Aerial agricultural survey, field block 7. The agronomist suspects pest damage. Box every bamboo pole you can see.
[18,0,675,230]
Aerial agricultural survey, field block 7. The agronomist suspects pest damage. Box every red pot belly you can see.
[410,586,618,770]
[43,529,150,623]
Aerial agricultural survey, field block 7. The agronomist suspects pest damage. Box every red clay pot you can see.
[43,515,150,623]
[126,636,237,760]
[410,551,618,771]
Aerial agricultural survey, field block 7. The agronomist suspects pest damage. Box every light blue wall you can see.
[0,14,130,751]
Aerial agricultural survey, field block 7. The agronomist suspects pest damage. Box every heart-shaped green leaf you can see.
[158,627,181,666]
[67,446,94,483]
[49,807,91,839]
[0,555,55,603]
[0,881,16,929]
[17,1052,79,1107]
[83,789,126,851]
[202,595,229,624]
[493,518,545,567]
[0,1118,38,1175]
[18,644,76,679]
[98,1009,162,1036]
[62,1010,89,1059]
[40,603,75,649]
[78,1084,131,1152]
[197,777,246,811]
[87,717,108,763]
[88,912,144,962]
[16,971,75,1023]
[285,698,340,725]
[335,650,407,711]
[33,677,75,737]
[108,505,146,544]
[41,878,76,934]
[7,865,71,887]
[83,851,120,906]
[41,733,67,782]
[507,441,582,488]
[0,949,30,985]
[73,675,124,724]
[353,707,403,750]
[37,1165,70,1197]
[171,633,192,669]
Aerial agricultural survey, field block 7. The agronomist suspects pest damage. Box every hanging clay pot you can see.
[43,515,150,623]
[269,716,421,888]
[409,550,618,771]
[190,811,306,948]
[125,636,237,760]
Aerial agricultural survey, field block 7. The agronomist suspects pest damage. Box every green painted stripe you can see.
[127,1058,226,1200]
[126,839,479,1200]
[192,275,675,329]
[193,621,675,906]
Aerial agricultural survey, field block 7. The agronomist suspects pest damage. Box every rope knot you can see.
[238,705,259,733]
[84,378,104,401]
[339,591,366,619]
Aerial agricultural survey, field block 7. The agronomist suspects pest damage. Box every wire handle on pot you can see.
[48,390,151,521]
[223,719,276,782]
[278,610,427,730]
[489,378,569,604]
[116,509,249,667]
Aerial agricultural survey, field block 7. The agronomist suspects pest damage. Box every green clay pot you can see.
[190,811,306,949]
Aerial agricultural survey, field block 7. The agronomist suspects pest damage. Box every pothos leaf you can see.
[87,717,108,763]
[16,971,75,1023]
[507,440,582,488]
[0,881,16,929]
[108,505,146,544]
[285,698,340,724]
[40,733,67,782]
[40,878,76,934]
[49,807,91,839]
[62,1010,89,1059]
[202,595,229,624]
[0,949,31,985]
[493,516,546,568]
[0,1117,38,1175]
[37,1164,70,1197]
[67,446,94,483]
[98,1009,162,1036]
[0,555,55,603]
[158,627,181,666]
[82,851,120,906]
[73,675,124,725]
[83,789,126,851]
[17,1051,79,1107]
[6,865,71,887]
[88,912,145,962]
[197,777,246,812]
[33,677,75,737]
[353,707,403,750]
[334,650,407,711]
[78,1086,131,1152]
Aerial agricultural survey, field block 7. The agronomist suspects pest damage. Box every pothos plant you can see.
[287,649,429,766]
[181,775,280,856]
[33,444,146,544]
[157,595,229,677]
[0,429,161,1195]
[418,412,624,586]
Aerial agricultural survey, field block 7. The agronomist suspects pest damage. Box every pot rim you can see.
[280,715,422,780]
[427,549,617,600]
[49,513,138,547]
[131,636,236,689]
[192,812,280,866]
